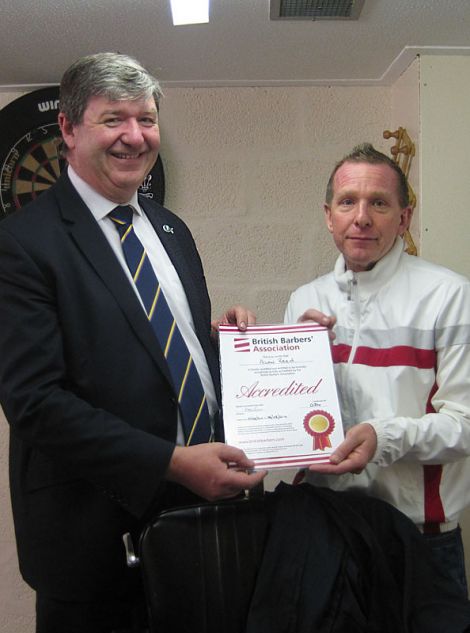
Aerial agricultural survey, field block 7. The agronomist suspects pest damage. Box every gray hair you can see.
[59,52,163,125]
[325,142,410,208]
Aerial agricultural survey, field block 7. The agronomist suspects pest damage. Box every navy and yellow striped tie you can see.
[110,205,211,445]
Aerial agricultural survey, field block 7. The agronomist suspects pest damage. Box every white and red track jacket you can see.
[285,238,470,533]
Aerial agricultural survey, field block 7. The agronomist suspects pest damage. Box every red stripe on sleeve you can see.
[423,465,445,533]
[331,344,352,363]
[332,344,436,369]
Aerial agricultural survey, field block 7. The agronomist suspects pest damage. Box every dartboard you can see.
[0,86,165,219]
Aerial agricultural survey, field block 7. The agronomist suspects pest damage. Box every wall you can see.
[159,86,391,321]
[0,84,390,632]
[390,57,420,247]
[419,55,470,276]
[418,54,470,583]
[389,54,470,586]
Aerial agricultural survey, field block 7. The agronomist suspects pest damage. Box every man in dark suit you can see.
[0,52,265,633]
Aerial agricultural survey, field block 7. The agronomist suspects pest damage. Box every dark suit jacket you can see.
[0,172,221,600]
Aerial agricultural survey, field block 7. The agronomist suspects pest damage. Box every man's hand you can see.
[166,443,267,501]
[211,305,256,337]
[308,423,377,475]
[297,309,336,342]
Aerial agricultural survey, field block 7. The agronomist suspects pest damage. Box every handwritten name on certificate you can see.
[219,323,344,470]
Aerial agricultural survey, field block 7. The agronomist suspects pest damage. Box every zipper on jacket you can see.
[345,274,361,424]
[347,277,357,301]
[347,276,361,369]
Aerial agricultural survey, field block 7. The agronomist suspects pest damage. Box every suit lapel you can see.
[140,198,209,345]
[140,197,220,397]
[52,174,174,386]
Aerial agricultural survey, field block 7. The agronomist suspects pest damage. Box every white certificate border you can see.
[219,323,343,470]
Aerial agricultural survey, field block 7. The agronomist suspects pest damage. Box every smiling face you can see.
[59,94,160,203]
[324,161,412,272]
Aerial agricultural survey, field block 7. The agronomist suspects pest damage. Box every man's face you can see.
[59,95,160,203]
[324,161,412,272]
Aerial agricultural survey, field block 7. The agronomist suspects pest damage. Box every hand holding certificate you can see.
[219,323,344,470]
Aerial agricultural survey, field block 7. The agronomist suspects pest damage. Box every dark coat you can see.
[0,172,220,600]
[247,484,470,633]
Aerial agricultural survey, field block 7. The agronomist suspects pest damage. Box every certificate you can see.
[219,323,344,470]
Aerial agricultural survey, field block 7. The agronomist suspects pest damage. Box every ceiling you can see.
[1,0,469,90]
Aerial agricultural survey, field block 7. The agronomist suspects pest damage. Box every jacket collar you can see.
[334,237,405,297]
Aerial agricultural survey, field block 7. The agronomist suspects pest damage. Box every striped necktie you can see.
[109,205,212,445]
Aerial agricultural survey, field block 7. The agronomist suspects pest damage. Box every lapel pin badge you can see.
[163,224,174,234]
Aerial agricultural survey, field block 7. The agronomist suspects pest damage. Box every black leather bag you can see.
[137,495,268,633]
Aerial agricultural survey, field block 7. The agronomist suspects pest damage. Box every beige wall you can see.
[390,58,420,247]
[159,86,391,322]
[420,55,470,276]
[418,54,470,584]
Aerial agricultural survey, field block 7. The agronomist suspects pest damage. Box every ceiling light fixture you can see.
[170,0,209,25]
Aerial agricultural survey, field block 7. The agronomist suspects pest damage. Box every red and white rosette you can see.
[303,410,335,451]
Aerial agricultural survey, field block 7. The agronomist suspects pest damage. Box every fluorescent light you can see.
[170,0,209,25]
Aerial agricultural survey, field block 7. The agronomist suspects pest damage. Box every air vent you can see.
[270,0,365,20]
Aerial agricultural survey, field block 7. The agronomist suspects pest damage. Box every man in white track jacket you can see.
[284,143,470,594]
